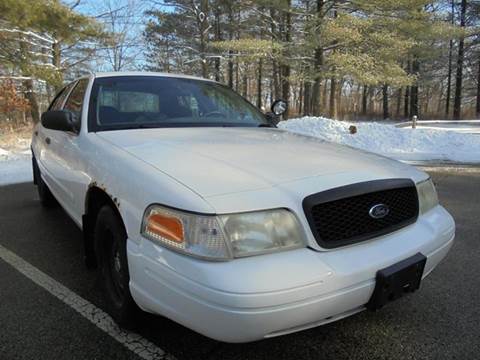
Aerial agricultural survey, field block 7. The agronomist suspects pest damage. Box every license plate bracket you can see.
[367,252,427,311]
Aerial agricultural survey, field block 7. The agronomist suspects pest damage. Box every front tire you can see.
[94,205,138,327]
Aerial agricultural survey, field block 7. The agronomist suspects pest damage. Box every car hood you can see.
[96,127,426,198]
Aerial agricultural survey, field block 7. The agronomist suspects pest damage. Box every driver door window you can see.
[64,79,89,124]
[49,83,75,111]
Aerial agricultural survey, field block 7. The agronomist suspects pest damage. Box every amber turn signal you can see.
[146,213,184,243]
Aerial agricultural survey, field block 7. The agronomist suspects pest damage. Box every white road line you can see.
[0,244,173,360]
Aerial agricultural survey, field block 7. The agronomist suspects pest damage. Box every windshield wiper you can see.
[258,123,276,128]
[100,123,164,131]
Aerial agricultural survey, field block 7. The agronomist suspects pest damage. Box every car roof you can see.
[92,71,215,83]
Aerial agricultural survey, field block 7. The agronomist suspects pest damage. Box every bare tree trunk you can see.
[23,79,40,123]
[235,61,239,92]
[361,85,368,116]
[298,83,303,115]
[164,41,171,72]
[18,35,40,123]
[227,3,234,88]
[445,0,455,118]
[328,2,337,119]
[436,82,444,114]
[409,85,418,118]
[227,56,233,87]
[281,65,290,101]
[368,86,375,114]
[311,48,323,116]
[409,59,420,118]
[214,5,221,82]
[272,59,280,99]
[453,0,467,120]
[476,60,480,118]
[424,87,430,115]
[52,41,63,90]
[257,59,262,109]
[336,80,342,119]
[329,77,337,119]
[311,0,324,116]
[303,81,311,116]
[198,0,209,78]
[270,7,280,100]
[242,65,248,98]
[280,0,292,114]
[354,84,362,117]
[382,84,389,119]
[396,88,402,118]
[322,79,328,113]
[403,60,411,118]
[404,86,410,118]
[292,86,298,114]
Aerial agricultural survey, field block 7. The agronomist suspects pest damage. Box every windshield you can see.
[88,76,270,131]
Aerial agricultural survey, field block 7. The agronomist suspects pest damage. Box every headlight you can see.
[219,210,306,258]
[141,206,306,260]
[416,178,439,214]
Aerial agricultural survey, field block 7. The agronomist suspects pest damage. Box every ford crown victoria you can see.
[31,72,455,342]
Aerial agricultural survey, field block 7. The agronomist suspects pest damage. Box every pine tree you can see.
[453,0,467,120]
[142,0,471,119]
[0,0,103,122]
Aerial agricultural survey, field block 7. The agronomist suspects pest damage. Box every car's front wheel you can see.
[94,205,138,327]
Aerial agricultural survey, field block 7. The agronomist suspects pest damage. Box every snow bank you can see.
[0,157,32,186]
[0,147,10,158]
[279,117,480,163]
[1,117,479,187]
[0,147,32,186]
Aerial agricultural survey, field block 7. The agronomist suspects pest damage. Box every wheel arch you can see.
[82,185,126,268]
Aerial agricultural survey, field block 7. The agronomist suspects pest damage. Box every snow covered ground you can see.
[396,120,480,134]
[0,148,32,186]
[0,127,32,186]
[279,117,480,164]
[1,117,479,186]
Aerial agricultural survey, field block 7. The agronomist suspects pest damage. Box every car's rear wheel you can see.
[94,205,138,327]
[32,156,56,207]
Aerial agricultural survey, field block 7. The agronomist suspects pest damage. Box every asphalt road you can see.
[0,167,479,360]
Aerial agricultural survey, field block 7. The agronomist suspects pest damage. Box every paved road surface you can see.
[0,168,479,360]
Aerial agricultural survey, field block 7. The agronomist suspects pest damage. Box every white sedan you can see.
[31,72,455,343]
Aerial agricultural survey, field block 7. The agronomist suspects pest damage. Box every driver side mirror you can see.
[265,99,288,124]
[41,110,79,133]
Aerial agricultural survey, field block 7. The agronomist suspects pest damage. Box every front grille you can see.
[303,179,419,248]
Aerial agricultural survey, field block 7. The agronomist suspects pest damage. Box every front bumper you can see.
[127,205,455,343]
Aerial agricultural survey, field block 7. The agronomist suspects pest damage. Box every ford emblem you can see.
[369,204,390,219]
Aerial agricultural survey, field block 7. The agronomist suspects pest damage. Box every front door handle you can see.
[45,137,51,145]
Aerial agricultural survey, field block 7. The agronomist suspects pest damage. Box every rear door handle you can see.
[45,137,51,145]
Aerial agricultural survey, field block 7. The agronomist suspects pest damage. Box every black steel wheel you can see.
[94,205,138,327]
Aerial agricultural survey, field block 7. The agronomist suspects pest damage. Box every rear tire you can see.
[94,205,138,327]
[32,156,56,207]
